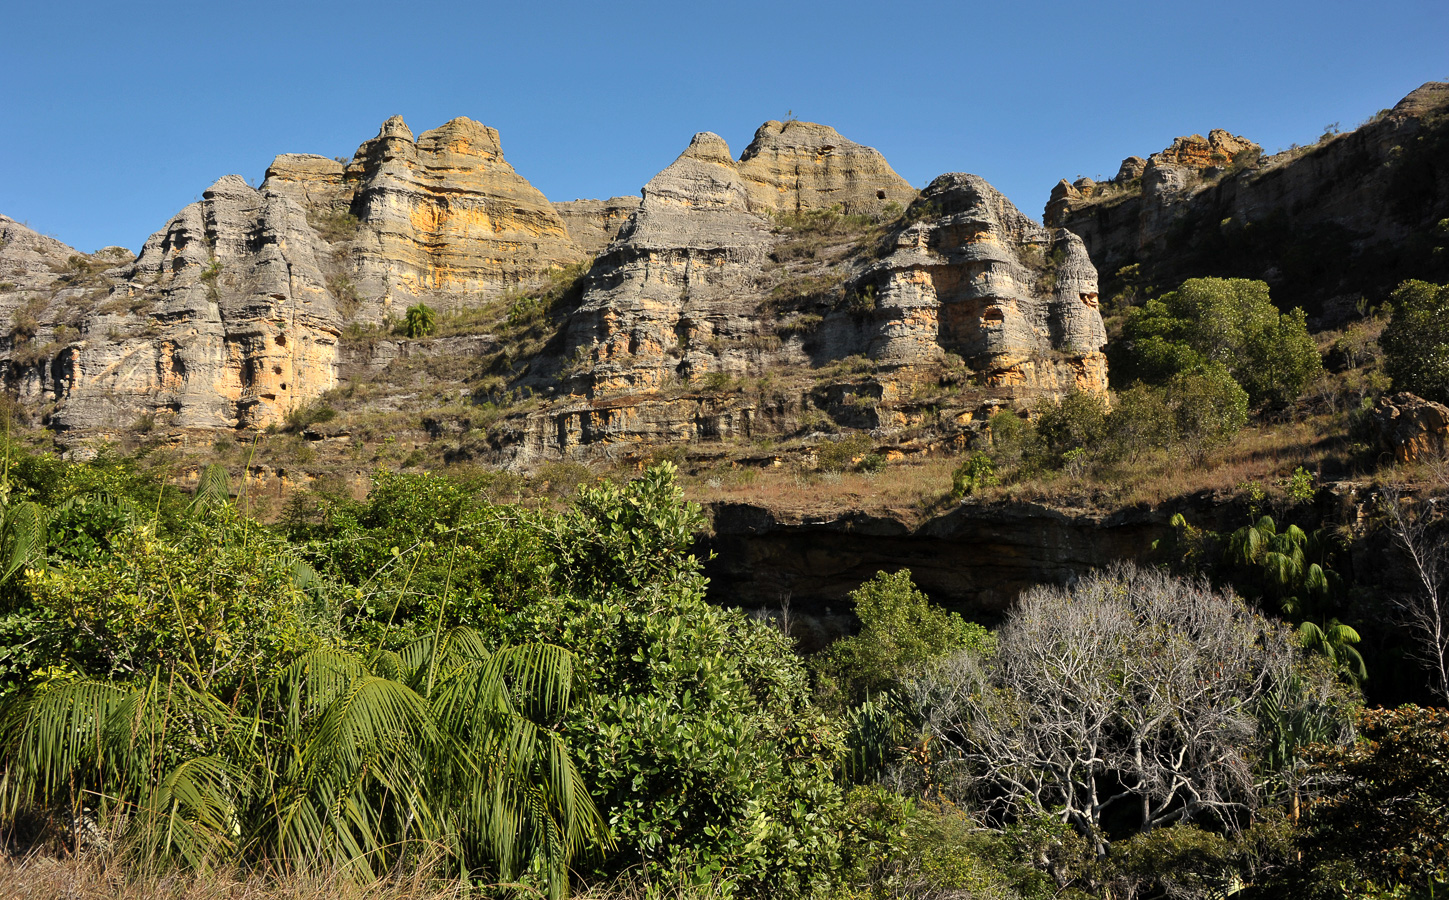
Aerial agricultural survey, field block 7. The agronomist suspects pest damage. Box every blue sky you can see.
[2,0,1446,253]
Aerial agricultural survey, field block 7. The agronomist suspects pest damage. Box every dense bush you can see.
[1115,277,1321,404]
[1380,279,1449,403]
[811,569,993,712]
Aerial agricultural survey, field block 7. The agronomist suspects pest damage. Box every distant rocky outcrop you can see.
[3,116,585,434]
[498,132,1105,462]
[1047,82,1449,321]
[868,174,1106,392]
[268,116,585,313]
[736,120,917,217]
[553,197,641,255]
[1372,392,1449,463]
[0,114,1106,457]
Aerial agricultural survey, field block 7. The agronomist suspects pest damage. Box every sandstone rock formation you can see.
[1047,83,1449,319]
[267,116,585,315]
[553,197,641,255]
[3,116,586,434]
[868,174,1106,392]
[553,132,777,399]
[1,114,1106,459]
[736,120,917,217]
[1372,392,1449,463]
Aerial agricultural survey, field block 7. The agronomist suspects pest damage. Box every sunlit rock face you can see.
[4,116,586,433]
[736,119,917,217]
[869,174,1107,392]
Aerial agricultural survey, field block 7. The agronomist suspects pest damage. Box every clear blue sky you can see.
[2,0,1446,253]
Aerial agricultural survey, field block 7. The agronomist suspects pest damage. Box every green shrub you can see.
[1033,390,1110,463]
[818,433,873,472]
[1380,279,1449,403]
[1166,362,1250,463]
[812,568,994,712]
[952,451,998,498]
[404,302,436,338]
[1116,277,1321,404]
[283,400,338,432]
[1104,382,1174,461]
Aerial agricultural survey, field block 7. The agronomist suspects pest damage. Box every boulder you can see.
[1372,392,1449,463]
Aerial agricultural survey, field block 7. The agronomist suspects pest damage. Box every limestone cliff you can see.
[1047,82,1449,319]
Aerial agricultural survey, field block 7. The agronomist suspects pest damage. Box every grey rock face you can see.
[737,120,917,216]
[868,174,1107,391]
[553,197,642,255]
[553,133,777,396]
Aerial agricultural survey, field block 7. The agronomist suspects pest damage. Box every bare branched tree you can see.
[903,564,1318,855]
[1379,488,1449,704]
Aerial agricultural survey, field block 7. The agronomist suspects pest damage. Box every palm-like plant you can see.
[1227,516,1365,685]
[404,303,436,339]
[0,629,606,895]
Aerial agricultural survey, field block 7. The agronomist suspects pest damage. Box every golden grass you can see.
[0,854,469,900]
[682,412,1364,525]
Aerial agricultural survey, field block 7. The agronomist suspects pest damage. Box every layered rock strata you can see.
[553,197,642,255]
[867,174,1106,391]
[552,132,777,399]
[4,117,586,432]
[1047,83,1449,317]
[2,115,1108,452]
[736,120,917,216]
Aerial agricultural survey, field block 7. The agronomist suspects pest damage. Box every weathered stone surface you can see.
[552,132,777,396]
[3,116,585,434]
[737,120,916,216]
[1047,83,1449,318]
[2,115,1105,453]
[333,117,585,314]
[36,174,343,433]
[1372,392,1449,463]
[553,196,641,255]
[868,174,1107,392]
[701,499,1170,617]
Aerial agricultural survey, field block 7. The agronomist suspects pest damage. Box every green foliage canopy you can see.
[1117,277,1321,404]
[1380,279,1449,403]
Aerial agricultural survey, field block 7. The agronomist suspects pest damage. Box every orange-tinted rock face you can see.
[737,120,917,216]
[1152,129,1260,171]
[14,116,584,434]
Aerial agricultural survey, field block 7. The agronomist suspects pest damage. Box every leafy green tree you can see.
[1266,706,1449,898]
[1224,516,1365,685]
[1104,382,1174,462]
[1117,277,1321,404]
[1033,390,1110,464]
[812,569,994,713]
[506,465,846,895]
[1165,362,1250,463]
[404,302,436,338]
[1380,279,1449,403]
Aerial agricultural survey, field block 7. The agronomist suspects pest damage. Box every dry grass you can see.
[0,854,469,900]
[682,411,1364,524]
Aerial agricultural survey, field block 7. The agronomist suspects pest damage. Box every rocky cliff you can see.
[490,128,1106,463]
[0,115,1108,457]
[1047,82,1449,321]
[735,120,917,216]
